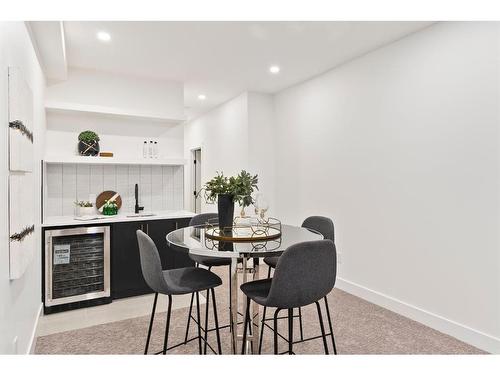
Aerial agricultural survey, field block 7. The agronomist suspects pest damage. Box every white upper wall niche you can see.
[45,110,184,161]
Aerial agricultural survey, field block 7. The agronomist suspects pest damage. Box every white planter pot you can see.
[77,206,95,217]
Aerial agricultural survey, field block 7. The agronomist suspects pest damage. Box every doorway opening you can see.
[191,148,202,213]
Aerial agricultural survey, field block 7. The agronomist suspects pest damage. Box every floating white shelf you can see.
[43,155,186,166]
[45,101,186,124]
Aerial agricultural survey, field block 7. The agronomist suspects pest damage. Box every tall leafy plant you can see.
[201,171,229,203]
[199,170,259,207]
[229,170,259,208]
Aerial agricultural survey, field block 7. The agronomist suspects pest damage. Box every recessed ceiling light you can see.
[198,94,206,100]
[269,65,281,74]
[97,31,111,42]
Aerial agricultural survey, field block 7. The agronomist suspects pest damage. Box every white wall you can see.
[46,68,184,120]
[247,93,276,214]
[183,92,276,214]
[0,22,46,354]
[273,22,500,352]
[183,93,249,212]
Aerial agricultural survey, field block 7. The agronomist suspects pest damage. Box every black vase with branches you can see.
[198,170,259,231]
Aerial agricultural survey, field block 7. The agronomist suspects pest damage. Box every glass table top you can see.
[166,224,323,258]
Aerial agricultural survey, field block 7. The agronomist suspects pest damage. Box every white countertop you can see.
[42,210,196,227]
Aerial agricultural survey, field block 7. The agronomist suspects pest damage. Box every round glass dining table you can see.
[166,224,323,354]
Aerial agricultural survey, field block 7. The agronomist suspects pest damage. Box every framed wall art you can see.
[8,67,35,279]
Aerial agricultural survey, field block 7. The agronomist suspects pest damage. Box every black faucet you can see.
[134,183,144,214]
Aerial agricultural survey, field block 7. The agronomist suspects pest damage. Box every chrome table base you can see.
[230,257,260,354]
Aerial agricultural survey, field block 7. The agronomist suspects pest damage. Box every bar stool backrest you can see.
[189,213,219,226]
[302,216,334,243]
[266,239,337,309]
[136,230,169,293]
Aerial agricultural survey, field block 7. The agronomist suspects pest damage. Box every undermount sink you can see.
[126,213,157,218]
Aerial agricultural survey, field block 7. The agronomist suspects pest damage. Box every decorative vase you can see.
[217,194,234,232]
[78,140,100,156]
[103,206,118,216]
[78,206,95,217]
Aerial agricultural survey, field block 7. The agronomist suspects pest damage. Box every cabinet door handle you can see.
[146,223,149,234]
[175,221,178,230]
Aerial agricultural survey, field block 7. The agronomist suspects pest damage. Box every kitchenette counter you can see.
[42,210,196,227]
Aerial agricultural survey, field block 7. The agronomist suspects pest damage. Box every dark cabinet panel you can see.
[146,219,177,270]
[173,218,194,269]
[111,221,152,299]
[111,217,194,299]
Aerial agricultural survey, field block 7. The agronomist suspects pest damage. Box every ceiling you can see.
[47,22,433,119]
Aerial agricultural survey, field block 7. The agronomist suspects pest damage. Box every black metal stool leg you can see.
[298,307,304,341]
[144,292,158,355]
[241,297,251,354]
[184,293,194,344]
[273,308,281,354]
[258,305,267,354]
[288,308,293,355]
[183,260,199,345]
[258,266,272,354]
[228,264,232,333]
[324,296,337,354]
[195,291,202,355]
[211,288,222,354]
[203,289,210,354]
[315,301,329,354]
[162,295,172,354]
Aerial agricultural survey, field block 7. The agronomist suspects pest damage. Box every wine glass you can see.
[254,193,261,216]
[255,193,269,219]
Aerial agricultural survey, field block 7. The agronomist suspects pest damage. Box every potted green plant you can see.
[229,170,259,217]
[78,130,100,156]
[74,201,95,217]
[199,170,258,230]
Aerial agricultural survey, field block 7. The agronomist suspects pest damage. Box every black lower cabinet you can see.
[111,218,194,299]
[112,221,152,299]
[172,218,193,269]
[147,219,176,270]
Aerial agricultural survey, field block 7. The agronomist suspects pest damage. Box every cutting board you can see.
[96,190,122,213]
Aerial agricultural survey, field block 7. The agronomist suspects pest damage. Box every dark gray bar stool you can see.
[137,230,223,355]
[183,213,235,343]
[261,216,337,353]
[241,239,337,354]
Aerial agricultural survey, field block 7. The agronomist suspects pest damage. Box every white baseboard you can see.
[27,303,42,354]
[336,277,500,354]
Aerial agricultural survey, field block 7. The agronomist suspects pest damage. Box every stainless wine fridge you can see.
[44,226,110,309]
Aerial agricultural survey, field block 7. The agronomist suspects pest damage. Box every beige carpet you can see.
[35,266,486,355]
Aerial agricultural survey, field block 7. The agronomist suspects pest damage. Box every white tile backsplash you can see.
[44,163,184,218]
[115,165,130,211]
[139,165,152,212]
[151,165,163,212]
[163,165,175,211]
[102,165,117,191]
[89,165,104,198]
[76,164,90,206]
[46,164,63,217]
[62,164,77,216]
